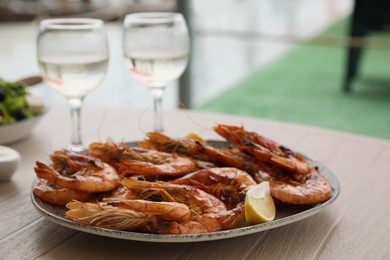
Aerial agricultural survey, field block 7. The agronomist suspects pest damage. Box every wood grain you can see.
[1,105,390,259]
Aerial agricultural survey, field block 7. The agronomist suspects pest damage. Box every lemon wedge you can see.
[245,181,276,224]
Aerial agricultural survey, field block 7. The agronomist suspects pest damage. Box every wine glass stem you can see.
[68,98,83,148]
[150,88,164,132]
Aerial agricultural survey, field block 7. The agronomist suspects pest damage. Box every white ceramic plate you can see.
[31,141,340,243]
[0,112,45,145]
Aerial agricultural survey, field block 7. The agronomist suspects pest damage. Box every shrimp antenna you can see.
[179,102,213,135]
[137,106,150,136]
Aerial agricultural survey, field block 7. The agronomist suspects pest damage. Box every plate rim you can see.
[31,140,340,243]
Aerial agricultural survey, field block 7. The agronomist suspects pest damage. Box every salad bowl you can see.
[0,78,46,144]
[0,111,45,145]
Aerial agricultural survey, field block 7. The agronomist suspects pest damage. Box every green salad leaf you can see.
[0,78,35,125]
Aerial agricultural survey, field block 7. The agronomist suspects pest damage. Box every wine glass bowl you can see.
[37,18,109,151]
[122,12,190,132]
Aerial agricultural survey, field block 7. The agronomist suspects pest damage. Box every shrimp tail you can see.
[34,161,62,186]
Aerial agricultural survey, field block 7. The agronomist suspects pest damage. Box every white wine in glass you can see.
[123,12,190,132]
[37,18,109,151]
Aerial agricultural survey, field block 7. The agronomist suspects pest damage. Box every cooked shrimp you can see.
[141,132,247,170]
[158,205,245,234]
[161,167,253,233]
[33,178,94,206]
[140,132,209,161]
[172,167,256,209]
[142,132,276,175]
[109,199,191,222]
[65,199,191,231]
[89,141,196,177]
[121,178,247,234]
[34,151,120,193]
[220,147,283,180]
[103,185,138,202]
[121,178,227,215]
[186,140,246,169]
[270,169,332,205]
[119,147,196,177]
[88,140,126,168]
[214,124,312,175]
[139,132,190,154]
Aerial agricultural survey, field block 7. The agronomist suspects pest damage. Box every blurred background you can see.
[1,0,389,139]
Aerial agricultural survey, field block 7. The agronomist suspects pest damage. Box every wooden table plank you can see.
[0,218,75,259]
[40,233,191,260]
[319,147,390,259]
[1,105,390,259]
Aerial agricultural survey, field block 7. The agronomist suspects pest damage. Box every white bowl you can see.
[0,112,45,145]
[0,145,21,181]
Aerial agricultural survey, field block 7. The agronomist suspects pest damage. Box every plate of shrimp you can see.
[31,124,340,242]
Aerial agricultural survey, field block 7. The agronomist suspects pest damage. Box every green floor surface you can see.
[199,18,390,140]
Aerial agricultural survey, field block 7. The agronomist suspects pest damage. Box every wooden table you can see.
[1,105,390,259]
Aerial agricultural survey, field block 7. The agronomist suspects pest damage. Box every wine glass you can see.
[122,12,190,132]
[37,18,109,152]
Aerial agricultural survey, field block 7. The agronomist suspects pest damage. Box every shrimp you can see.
[269,169,332,205]
[65,199,191,231]
[33,178,94,206]
[65,178,245,234]
[160,205,245,234]
[143,132,281,182]
[140,132,210,161]
[88,140,126,168]
[103,185,138,202]
[34,150,120,193]
[109,200,191,222]
[214,124,312,175]
[141,132,246,170]
[121,178,247,234]
[121,178,227,215]
[172,167,256,209]
[185,140,246,169]
[139,132,192,154]
[119,147,196,177]
[89,141,196,177]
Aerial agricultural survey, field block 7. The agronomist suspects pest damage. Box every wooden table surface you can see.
[1,105,390,260]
